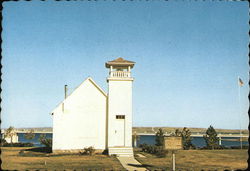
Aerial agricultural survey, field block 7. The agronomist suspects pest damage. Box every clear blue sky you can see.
[2,1,249,129]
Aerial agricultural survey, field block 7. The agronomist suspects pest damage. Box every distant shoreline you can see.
[2,127,249,134]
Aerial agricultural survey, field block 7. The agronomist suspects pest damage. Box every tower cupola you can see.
[105,57,135,79]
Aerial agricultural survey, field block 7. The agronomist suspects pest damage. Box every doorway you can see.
[115,115,125,146]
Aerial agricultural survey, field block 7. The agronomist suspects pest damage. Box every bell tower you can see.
[105,57,135,156]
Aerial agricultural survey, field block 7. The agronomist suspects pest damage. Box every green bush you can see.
[140,143,149,152]
[24,129,35,140]
[157,151,166,157]
[214,145,229,149]
[155,128,165,146]
[40,138,52,148]
[200,145,229,150]
[19,150,25,155]
[80,146,96,156]
[174,127,195,150]
[139,143,166,157]
[203,125,219,150]
[1,138,7,146]
[231,145,248,149]
[39,134,52,148]
[1,142,34,147]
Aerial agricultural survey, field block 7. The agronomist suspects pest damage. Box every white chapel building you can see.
[51,58,135,156]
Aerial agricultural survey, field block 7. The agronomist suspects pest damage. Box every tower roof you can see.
[105,57,135,68]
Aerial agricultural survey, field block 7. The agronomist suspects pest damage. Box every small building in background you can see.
[3,130,19,143]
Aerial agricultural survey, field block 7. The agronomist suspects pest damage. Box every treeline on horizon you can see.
[2,126,249,134]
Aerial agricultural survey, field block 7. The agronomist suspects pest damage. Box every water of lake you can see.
[17,133,248,147]
[137,135,248,147]
[18,133,52,147]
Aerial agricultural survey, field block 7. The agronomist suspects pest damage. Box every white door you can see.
[115,119,125,146]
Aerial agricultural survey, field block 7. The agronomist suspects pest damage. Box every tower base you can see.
[108,147,134,157]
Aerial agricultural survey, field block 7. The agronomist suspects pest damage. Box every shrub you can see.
[1,142,34,147]
[24,129,35,140]
[40,138,52,148]
[155,128,165,146]
[139,143,166,157]
[19,150,25,155]
[102,149,108,155]
[1,138,7,146]
[214,145,229,149]
[231,145,249,149]
[174,127,195,150]
[141,143,150,152]
[203,125,219,150]
[80,146,96,156]
[181,127,194,150]
[39,134,52,148]
[199,145,229,150]
[155,146,166,157]
[242,145,249,149]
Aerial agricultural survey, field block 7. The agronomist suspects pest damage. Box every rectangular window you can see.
[116,115,125,119]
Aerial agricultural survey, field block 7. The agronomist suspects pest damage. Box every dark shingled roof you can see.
[105,57,135,68]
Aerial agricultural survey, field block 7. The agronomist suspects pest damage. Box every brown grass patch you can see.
[135,149,248,171]
[1,147,125,170]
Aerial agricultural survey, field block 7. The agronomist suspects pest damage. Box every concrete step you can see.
[108,147,134,157]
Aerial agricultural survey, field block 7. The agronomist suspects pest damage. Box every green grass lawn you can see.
[135,149,248,171]
[1,147,125,170]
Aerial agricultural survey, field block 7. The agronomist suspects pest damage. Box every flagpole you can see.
[237,76,242,149]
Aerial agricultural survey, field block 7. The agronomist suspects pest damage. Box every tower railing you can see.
[110,71,131,78]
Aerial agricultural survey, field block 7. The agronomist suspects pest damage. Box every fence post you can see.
[172,150,175,171]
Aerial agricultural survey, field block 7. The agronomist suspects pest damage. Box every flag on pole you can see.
[238,77,244,87]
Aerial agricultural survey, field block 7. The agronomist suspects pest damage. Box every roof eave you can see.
[105,62,135,68]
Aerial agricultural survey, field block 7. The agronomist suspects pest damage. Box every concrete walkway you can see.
[117,156,147,171]
[136,153,146,158]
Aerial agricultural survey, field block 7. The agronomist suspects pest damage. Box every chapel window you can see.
[116,115,125,119]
